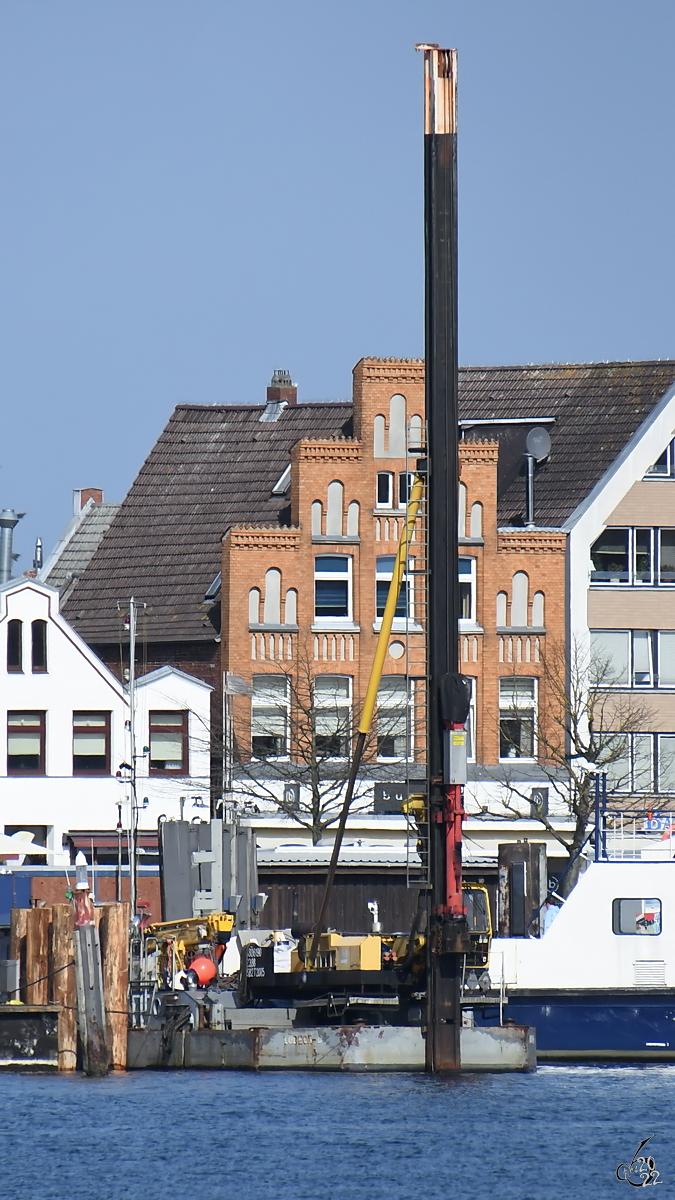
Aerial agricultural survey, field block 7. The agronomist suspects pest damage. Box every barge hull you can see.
[127,1024,535,1072]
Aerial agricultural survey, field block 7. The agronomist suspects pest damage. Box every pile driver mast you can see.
[420,44,471,1072]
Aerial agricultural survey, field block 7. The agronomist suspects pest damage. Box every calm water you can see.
[0,1066,673,1199]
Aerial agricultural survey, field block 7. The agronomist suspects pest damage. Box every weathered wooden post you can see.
[100,902,130,1070]
[9,907,28,1002]
[72,853,109,1076]
[26,907,51,1005]
[51,904,77,1071]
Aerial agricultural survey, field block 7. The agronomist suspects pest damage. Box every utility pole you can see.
[419,44,471,1072]
[128,597,138,916]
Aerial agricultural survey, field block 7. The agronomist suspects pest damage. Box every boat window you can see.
[612,898,661,935]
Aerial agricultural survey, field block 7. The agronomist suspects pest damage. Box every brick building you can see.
[221,359,568,829]
[61,357,675,853]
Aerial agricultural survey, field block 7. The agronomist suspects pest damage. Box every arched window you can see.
[7,619,22,672]
[458,483,467,538]
[263,569,281,625]
[409,414,423,450]
[511,572,529,627]
[496,592,508,627]
[285,588,297,626]
[532,591,545,627]
[326,481,344,537]
[376,472,393,508]
[470,502,483,538]
[347,501,359,537]
[31,620,47,673]
[311,501,323,537]
[249,588,260,625]
[388,394,407,457]
[374,414,386,457]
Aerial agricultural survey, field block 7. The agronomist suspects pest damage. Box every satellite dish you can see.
[526,427,552,462]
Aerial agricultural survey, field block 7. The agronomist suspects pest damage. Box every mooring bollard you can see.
[72,852,109,1077]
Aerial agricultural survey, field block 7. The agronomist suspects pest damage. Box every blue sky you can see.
[1,1,674,570]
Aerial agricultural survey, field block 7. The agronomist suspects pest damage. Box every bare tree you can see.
[226,641,374,844]
[474,637,653,895]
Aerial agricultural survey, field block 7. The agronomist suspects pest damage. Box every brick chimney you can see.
[266,369,297,407]
[73,488,104,515]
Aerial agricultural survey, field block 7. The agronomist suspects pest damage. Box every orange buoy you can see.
[189,954,217,985]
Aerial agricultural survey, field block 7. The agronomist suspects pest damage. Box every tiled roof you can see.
[64,402,352,643]
[458,361,675,526]
[65,361,675,645]
[41,501,120,601]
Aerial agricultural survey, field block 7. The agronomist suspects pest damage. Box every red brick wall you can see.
[221,358,567,769]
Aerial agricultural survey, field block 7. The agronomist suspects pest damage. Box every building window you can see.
[251,676,289,758]
[376,555,409,620]
[464,676,476,761]
[376,472,393,509]
[499,677,536,759]
[7,620,22,673]
[314,675,351,758]
[314,556,352,622]
[7,712,45,775]
[72,712,110,775]
[658,632,675,686]
[31,620,47,673]
[376,676,411,759]
[612,898,661,935]
[591,629,675,689]
[459,558,476,624]
[645,438,675,478]
[605,732,675,794]
[398,472,414,509]
[149,711,188,773]
[590,528,675,586]
[659,530,675,584]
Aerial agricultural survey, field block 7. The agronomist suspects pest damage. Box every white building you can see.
[0,578,211,864]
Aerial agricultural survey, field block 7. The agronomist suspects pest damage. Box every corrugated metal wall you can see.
[259,870,419,934]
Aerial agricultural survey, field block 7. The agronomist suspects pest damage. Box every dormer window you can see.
[646,439,675,478]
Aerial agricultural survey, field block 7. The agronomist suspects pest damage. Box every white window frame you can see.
[458,557,477,626]
[605,732,675,795]
[658,529,675,585]
[376,472,394,509]
[498,676,537,762]
[658,631,675,687]
[376,675,413,761]
[314,555,353,626]
[398,472,415,510]
[590,527,675,587]
[251,675,290,760]
[464,676,476,762]
[645,438,675,479]
[374,556,421,632]
[313,674,351,760]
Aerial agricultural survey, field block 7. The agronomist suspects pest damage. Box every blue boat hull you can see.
[472,993,675,1059]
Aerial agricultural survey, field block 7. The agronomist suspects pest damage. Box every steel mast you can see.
[419,44,471,1072]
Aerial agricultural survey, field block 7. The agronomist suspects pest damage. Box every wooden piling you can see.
[99,903,129,1070]
[26,907,51,1006]
[51,904,77,1072]
[9,908,28,1002]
